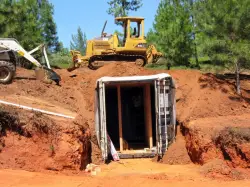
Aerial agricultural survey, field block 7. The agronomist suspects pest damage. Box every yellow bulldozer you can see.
[68,17,163,71]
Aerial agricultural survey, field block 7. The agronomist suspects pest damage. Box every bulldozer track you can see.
[88,53,147,70]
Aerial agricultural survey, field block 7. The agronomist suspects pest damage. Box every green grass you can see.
[189,56,211,65]
[53,63,70,69]
[146,63,227,74]
[49,53,72,69]
[199,64,226,73]
[146,64,190,70]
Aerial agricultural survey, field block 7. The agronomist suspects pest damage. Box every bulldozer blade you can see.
[35,66,61,85]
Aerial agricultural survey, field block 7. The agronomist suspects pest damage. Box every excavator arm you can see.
[0,38,42,67]
[0,38,61,84]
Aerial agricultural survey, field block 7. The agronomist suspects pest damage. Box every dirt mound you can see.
[3,64,250,126]
[0,68,79,113]
[76,63,250,124]
[160,126,191,165]
[175,73,250,122]
[200,159,249,180]
[1,63,250,172]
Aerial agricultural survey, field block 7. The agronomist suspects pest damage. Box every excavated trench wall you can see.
[181,118,250,168]
[0,107,93,172]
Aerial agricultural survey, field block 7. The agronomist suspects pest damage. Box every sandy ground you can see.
[1,159,250,187]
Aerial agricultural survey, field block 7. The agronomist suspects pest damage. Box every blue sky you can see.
[50,0,161,48]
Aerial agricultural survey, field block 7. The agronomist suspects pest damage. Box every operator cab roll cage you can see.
[115,17,145,47]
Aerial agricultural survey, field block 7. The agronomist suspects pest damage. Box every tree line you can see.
[0,0,87,67]
[147,0,250,94]
[0,0,58,51]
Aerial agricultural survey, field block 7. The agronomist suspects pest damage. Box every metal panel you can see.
[95,88,100,146]
[99,81,108,161]
[155,78,174,158]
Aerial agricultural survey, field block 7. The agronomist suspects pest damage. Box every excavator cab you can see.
[115,17,146,48]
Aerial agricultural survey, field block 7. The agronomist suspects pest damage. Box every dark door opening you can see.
[150,85,156,146]
[121,87,146,149]
[105,84,157,153]
[105,87,119,148]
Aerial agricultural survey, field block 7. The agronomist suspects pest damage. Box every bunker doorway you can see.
[105,85,157,158]
[95,73,176,161]
[121,87,146,150]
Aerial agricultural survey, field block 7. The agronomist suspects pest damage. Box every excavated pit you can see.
[0,63,250,174]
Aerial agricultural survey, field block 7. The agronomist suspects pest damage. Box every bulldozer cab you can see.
[115,17,145,47]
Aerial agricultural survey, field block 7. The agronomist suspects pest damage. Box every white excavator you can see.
[0,38,61,84]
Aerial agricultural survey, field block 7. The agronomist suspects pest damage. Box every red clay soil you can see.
[0,106,92,173]
[66,63,250,168]
[72,63,250,123]
[184,115,250,167]
[160,126,192,165]
[1,63,250,173]
[199,159,249,180]
[1,160,250,187]
[1,64,249,124]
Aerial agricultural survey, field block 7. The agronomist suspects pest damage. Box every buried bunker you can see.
[94,73,176,160]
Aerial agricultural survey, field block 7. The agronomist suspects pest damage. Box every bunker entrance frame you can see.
[95,73,176,161]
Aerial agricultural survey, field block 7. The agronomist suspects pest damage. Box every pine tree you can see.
[0,0,58,51]
[39,0,59,52]
[0,0,42,49]
[188,0,199,67]
[148,0,194,66]
[107,0,142,20]
[194,0,250,94]
[70,27,87,55]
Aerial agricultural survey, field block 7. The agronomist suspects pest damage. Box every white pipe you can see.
[0,99,75,119]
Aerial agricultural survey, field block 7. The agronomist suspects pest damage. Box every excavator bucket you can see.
[35,66,61,85]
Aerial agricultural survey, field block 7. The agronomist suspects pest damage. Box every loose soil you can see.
[159,126,192,165]
[1,63,250,185]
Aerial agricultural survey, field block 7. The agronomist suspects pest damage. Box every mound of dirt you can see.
[160,126,191,165]
[200,159,249,180]
[75,63,250,124]
[175,73,250,122]
[2,64,249,128]
[0,68,79,113]
[1,63,250,172]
